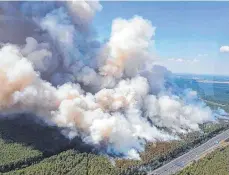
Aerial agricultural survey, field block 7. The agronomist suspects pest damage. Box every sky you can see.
[93,1,229,75]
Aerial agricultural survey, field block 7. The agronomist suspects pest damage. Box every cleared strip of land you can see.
[149,129,229,175]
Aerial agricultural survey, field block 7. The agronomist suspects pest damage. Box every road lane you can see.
[148,129,229,175]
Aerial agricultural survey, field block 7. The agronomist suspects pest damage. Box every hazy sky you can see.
[93,2,229,75]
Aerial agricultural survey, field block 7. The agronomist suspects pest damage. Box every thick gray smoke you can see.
[0,1,213,159]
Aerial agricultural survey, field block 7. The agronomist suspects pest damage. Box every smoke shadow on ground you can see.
[0,114,93,156]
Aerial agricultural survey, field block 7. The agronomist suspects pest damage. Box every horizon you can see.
[1,2,229,174]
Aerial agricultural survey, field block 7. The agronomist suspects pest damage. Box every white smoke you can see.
[144,94,212,133]
[0,1,213,159]
[21,37,52,72]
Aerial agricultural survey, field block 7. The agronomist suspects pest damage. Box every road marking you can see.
[148,129,229,175]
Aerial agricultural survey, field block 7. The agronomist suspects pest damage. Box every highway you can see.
[149,129,229,175]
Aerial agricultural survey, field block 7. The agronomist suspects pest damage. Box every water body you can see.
[173,73,229,104]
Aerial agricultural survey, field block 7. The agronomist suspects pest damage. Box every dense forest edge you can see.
[1,108,229,175]
[176,144,229,175]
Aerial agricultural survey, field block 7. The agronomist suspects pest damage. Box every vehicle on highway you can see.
[175,162,184,167]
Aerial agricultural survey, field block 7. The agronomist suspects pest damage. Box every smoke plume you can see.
[0,1,213,159]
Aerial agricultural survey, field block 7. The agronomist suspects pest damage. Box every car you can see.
[175,162,184,167]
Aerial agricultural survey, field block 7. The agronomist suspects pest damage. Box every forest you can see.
[176,145,229,175]
[5,150,118,175]
[1,112,229,175]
